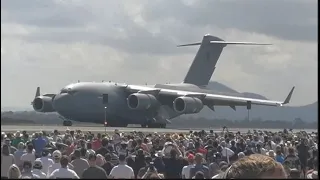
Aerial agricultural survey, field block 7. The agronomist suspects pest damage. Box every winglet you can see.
[35,87,40,97]
[283,86,295,104]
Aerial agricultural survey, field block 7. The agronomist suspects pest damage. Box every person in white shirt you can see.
[32,159,47,178]
[181,154,195,179]
[50,155,79,179]
[109,154,134,179]
[48,150,74,177]
[37,149,54,176]
[220,141,234,162]
[20,143,36,166]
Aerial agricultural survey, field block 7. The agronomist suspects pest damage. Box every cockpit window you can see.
[60,88,68,94]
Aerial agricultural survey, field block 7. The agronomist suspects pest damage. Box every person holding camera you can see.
[141,162,164,179]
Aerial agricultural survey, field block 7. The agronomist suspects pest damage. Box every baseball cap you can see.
[188,154,195,160]
[52,150,62,158]
[33,159,42,168]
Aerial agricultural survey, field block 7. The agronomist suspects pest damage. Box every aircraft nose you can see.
[52,94,73,112]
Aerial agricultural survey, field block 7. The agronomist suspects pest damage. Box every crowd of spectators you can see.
[1,127,318,179]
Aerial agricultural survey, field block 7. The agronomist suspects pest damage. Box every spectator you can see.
[215,154,287,179]
[86,142,95,156]
[48,150,74,176]
[12,131,24,148]
[137,156,153,178]
[163,148,183,179]
[37,148,54,175]
[189,153,210,179]
[109,154,135,179]
[181,153,195,179]
[21,161,40,179]
[33,132,47,158]
[8,164,21,179]
[96,138,109,156]
[1,144,15,179]
[32,159,47,178]
[49,155,79,179]
[13,142,26,169]
[71,149,89,177]
[101,153,115,175]
[20,143,36,165]
[82,153,108,179]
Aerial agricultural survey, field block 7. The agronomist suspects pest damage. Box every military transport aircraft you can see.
[31,34,295,128]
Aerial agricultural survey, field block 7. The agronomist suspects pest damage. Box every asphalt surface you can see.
[1,125,317,134]
[1,125,191,133]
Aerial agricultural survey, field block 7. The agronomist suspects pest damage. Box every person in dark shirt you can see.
[134,149,146,178]
[96,138,109,156]
[101,153,114,176]
[163,149,184,179]
[284,147,301,174]
[297,139,309,176]
[82,154,107,179]
[137,156,153,178]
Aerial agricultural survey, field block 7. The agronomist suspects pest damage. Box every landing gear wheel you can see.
[63,120,72,126]
[160,124,166,128]
[108,122,128,127]
[141,124,147,128]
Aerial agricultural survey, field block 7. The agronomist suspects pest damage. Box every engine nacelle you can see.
[173,96,203,114]
[32,96,55,112]
[127,93,159,110]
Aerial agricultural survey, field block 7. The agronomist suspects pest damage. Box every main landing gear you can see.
[63,120,72,126]
[141,123,166,128]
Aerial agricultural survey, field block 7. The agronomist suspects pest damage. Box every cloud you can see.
[1,0,317,109]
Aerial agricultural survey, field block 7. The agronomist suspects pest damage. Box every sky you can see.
[1,0,318,109]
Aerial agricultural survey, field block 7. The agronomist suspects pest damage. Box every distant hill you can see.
[1,81,317,124]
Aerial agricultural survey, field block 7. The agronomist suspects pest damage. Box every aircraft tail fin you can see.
[179,34,271,86]
[35,87,40,97]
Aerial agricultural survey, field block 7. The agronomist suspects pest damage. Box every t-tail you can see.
[179,34,272,86]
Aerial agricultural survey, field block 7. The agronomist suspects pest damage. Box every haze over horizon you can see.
[1,0,318,108]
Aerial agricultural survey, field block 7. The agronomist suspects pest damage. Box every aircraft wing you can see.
[126,85,295,109]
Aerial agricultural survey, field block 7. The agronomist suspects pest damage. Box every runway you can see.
[1,125,191,134]
[1,125,317,134]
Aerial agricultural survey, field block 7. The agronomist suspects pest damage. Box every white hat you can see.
[52,150,62,158]
[266,150,275,157]
[155,151,164,157]
[307,171,318,179]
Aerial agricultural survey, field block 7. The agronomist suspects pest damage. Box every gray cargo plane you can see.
[31,34,295,128]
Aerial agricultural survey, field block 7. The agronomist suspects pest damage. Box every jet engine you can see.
[32,96,55,112]
[173,96,203,114]
[127,93,159,110]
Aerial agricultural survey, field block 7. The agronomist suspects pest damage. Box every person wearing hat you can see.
[32,159,46,178]
[48,150,74,176]
[182,153,195,179]
[36,148,54,176]
[49,155,79,179]
[266,150,276,159]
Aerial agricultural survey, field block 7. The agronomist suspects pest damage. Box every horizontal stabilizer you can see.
[177,41,271,47]
[210,41,272,45]
[177,42,201,47]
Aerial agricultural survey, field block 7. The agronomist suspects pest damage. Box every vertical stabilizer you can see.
[35,87,40,97]
[179,34,271,86]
